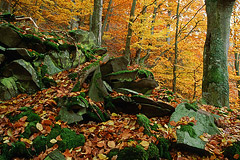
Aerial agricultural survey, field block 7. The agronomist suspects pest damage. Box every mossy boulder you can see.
[0,77,18,100]
[57,95,89,124]
[169,103,220,154]
[43,55,62,75]
[3,59,40,94]
[69,29,97,49]
[0,23,22,47]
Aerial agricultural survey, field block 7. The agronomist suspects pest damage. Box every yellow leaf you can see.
[50,139,57,144]
[98,153,108,160]
[36,123,43,131]
[107,120,114,125]
[140,141,149,149]
[21,138,33,145]
[199,135,208,142]
[89,127,96,133]
[7,129,13,137]
[111,113,118,116]
[0,105,7,109]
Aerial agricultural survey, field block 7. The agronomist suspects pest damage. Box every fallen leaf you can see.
[56,135,62,141]
[107,141,116,148]
[98,153,108,160]
[36,123,43,131]
[97,141,105,148]
[140,141,149,150]
[50,139,57,144]
[234,154,239,159]
[213,148,221,155]
[170,121,177,126]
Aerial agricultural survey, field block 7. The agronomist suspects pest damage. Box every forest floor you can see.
[0,57,240,160]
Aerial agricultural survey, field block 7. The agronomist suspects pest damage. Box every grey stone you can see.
[88,66,109,102]
[43,55,62,75]
[6,48,32,61]
[169,103,220,153]
[69,29,97,49]
[107,95,175,117]
[0,24,21,47]
[72,50,86,68]
[3,59,40,94]
[0,77,18,100]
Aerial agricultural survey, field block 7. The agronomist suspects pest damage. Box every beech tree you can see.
[91,0,103,46]
[202,0,235,107]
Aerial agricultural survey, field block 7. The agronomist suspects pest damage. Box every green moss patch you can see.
[137,114,158,136]
[180,124,197,138]
[117,145,149,160]
[157,138,172,160]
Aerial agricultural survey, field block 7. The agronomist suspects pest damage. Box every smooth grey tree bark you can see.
[202,0,235,107]
[91,0,103,46]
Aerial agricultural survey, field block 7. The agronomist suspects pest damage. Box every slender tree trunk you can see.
[202,0,235,107]
[124,0,137,62]
[172,0,180,93]
[135,6,147,64]
[0,0,11,13]
[91,0,103,46]
[102,0,112,36]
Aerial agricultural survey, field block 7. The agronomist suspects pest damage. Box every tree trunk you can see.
[202,0,235,107]
[102,0,112,36]
[0,0,11,13]
[172,0,180,93]
[91,0,103,46]
[124,0,137,62]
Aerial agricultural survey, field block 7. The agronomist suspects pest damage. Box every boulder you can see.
[0,77,18,100]
[43,55,62,75]
[69,29,97,49]
[3,59,40,94]
[105,95,175,117]
[88,66,109,102]
[169,103,220,154]
[0,24,22,47]
[100,56,129,76]
[111,78,158,94]
[72,49,86,68]
[5,48,32,61]
[49,50,72,69]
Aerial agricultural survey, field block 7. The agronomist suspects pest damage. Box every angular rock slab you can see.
[106,95,175,118]
[0,24,22,47]
[169,103,220,154]
[3,59,40,94]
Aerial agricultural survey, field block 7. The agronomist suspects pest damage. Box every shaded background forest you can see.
[1,0,240,104]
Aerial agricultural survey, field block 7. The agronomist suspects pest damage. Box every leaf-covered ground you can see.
[0,57,240,160]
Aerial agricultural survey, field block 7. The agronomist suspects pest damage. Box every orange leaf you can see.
[63,149,72,158]
[107,141,116,148]
[234,154,239,159]
[170,121,177,126]
[213,148,221,155]
[56,135,62,141]
[97,141,105,148]
[42,119,52,126]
